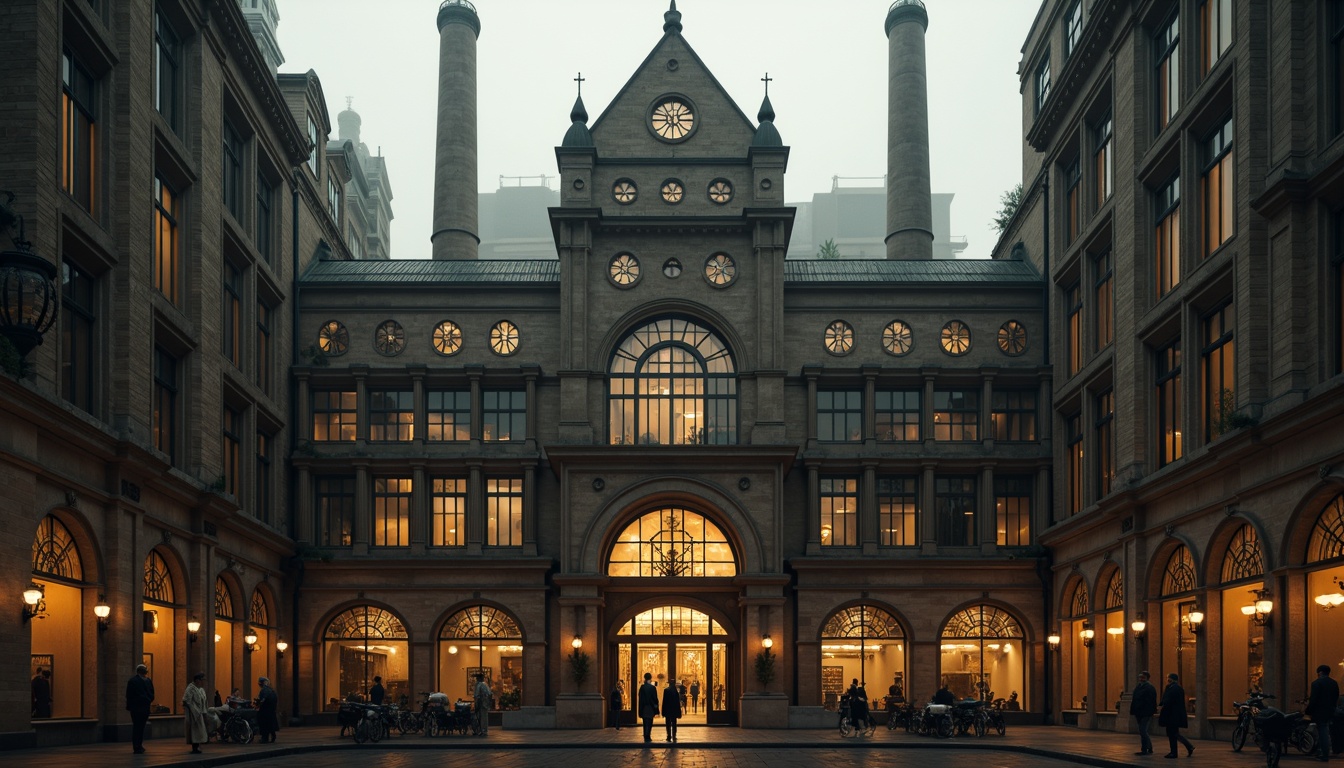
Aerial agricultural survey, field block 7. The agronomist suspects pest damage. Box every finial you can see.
[345,96,353,110]
[664,0,682,33]
[574,72,584,98]
[758,74,775,123]
[762,72,772,97]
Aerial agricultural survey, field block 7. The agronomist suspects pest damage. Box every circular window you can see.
[824,320,854,355]
[374,320,406,356]
[940,320,972,356]
[317,320,349,356]
[610,253,640,286]
[997,320,1028,356]
[432,320,463,357]
[490,320,520,356]
[663,258,683,279]
[661,179,685,204]
[882,320,913,356]
[650,98,695,141]
[612,179,637,205]
[704,253,736,286]
[708,179,733,204]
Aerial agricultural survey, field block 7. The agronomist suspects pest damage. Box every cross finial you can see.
[346,96,353,110]
[761,72,772,96]
[574,72,585,97]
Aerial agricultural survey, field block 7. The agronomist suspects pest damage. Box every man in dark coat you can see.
[1307,664,1340,761]
[1158,672,1194,758]
[847,678,869,732]
[638,673,659,743]
[1129,670,1157,755]
[255,677,279,744]
[609,681,624,730]
[125,663,155,754]
[662,677,683,742]
[31,669,51,718]
[368,676,385,706]
[934,684,956,706]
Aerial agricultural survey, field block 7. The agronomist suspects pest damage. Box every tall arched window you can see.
[30,515,85,719]
[1064,581,1090,709]
[142,550,179,711]
[607,508,737,577]
[214,578,237,697]
[1307,494,1344,697]
[250,589,274,687]
[608,317,737,445]
[323,606,409,706]
[940,605,1025,706]
[439,606,523,708]
[820,605,905,710]
[1101,570,1125,712]
[1219,525,1265,708]
[1159,545,1199,693]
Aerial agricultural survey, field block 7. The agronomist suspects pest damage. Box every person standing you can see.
[609,681,624,730]
[31,668,51,718]
[662,675,683,742]
[256,677,280,744]
[1158,672,1194,758]
[1308,664,1341,762]
[182,672,209,755]
[638,673,659,743]
[368,676,385,706]
[473,673,493,736]
[690,680,700,714]
[125,663,155,754]
[1130,670,1157,756]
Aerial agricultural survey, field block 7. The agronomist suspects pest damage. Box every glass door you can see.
[675,643,707,724]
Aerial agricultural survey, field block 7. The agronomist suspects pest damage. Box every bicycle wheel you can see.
[839,718,855,737]
[228,716,254,744]
[368,717,383,743]
[1294,727,1316,755]
[995,715,1006,736]
[1231,722,1247,752]
[865,716,876,736]
[973,716,987,737]
[353,718,370,744]
[1265,740,1281,768]
[935,714,954,739]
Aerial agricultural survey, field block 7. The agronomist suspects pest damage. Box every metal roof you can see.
[783,259,1041,284]
[301,259,560,285]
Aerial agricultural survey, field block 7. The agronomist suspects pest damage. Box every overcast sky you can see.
[277,0,1042,259]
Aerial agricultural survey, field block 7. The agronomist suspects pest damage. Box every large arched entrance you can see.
[611,605,734,725]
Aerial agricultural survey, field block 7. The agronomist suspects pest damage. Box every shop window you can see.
[30,515,86,719]
[940,606,1025,705]
[820,605,906,710]
[324,606,408,707]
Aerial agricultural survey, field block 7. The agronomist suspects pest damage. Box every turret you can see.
[884,0,933,260]
[431,0,481,260]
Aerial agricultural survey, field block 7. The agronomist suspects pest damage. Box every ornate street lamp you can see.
[0,193,59,359]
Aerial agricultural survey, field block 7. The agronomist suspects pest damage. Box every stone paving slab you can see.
[0,725,1284,768]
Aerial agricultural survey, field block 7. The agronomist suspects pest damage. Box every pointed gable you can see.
[589,30,757,157]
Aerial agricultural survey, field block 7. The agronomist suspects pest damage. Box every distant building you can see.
[478,177,559,260]
[787,178,968,260]
[238,0,284,76]
[333,102,395,261]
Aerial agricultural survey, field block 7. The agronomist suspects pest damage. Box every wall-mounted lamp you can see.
[762,634,774,650]
[1313,578,1344,611]
[214,633,221,643]
[94,597,111,632]
[571,635,583,650]
[448,644,459,655]
[0,192,60,359]
[1184,610,1205,636]
[1106,626,1125,637]
[276,639,288,660]
[1047,633,1061,651]
[1240,588,1274,627]
[1079,622,1095,649]
[22,583,46,622]
[1130,613,1147,639]
[244,626,259,646]
[187,618,201,643]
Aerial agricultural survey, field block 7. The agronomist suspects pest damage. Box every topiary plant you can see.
[754,647,776,689]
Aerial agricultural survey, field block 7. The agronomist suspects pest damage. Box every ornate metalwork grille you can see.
[215,578,234,619]
[143,550,174,603]
[325,606,407,639]
[32,514,83,580]
[439,606,521,640]
[1161,546,1197,596]
[607,508,737,578]
[1221,524,1264,582]
[822,605,903,639]
[1308,494,1344,563]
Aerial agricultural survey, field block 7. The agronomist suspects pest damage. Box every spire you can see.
[563,72,593,148]
[758,73,775,122]
[752,73,782,148]
[570,94,588,125]
[664,0,682,33]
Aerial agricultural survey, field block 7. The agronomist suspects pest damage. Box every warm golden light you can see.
[276,640,288,653]
[22,586,43,606]
[93,602,111,619]
[1047,634,1061,649]
[761,634,773,649]
[1107,627,1124,636]
[187,619,201,633]
[571,635,583,650]
[448,645,459,655]
[244,628,259,645]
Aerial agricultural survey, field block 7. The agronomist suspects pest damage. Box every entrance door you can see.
[611,605,735,726]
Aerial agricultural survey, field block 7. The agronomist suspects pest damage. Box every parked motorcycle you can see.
[1230,691,1273,752]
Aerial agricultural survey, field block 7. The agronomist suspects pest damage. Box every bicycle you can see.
[1230,691,1273,752]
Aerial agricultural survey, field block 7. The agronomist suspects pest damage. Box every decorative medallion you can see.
[704,253,736,286]
[940,320,971,356]
[661,179,685,204]
[708,179,733,204]
[432,320,463,357]
[882,320,913,356]
[610,253,640,286]
[824,320,854,355]
[490,320,520,356]
[317,320,349,356]
[997,320,1028,356]
[374,320,406,356]
[612,179,637,205]
[651,99,694,140]
[663,258,683,279]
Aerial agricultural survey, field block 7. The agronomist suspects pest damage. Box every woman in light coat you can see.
[182,672,210,754]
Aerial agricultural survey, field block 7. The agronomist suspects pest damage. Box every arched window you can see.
[1307,494,1344,708]
[607,508,737,577]
[616,606,728,636]
[1218,525,1266,708]
[820,605,905,710]
[1064,581,1090,710]
[1159,545,1199,697]
[1100,571,1125,712]
[143,551,174,602]
[1069,581,1090,617]
[1222,525,1264,583]
[940,606,1025,706]
[324,606,409,706]
[438,606,523,707]
[250,589,275,685]
[608,317,737,445]
[1161,546,1197,596]
[30,516,85,719]
[1307,494,1344,563]
[214,578,237,698]
[142,550,179,712]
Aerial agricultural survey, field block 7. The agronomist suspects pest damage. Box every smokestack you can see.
[884,0,933,260]
[431,0,481,260]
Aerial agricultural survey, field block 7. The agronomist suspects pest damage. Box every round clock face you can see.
[374,320,406,356]
[940,320,972,356]
[490,320,519,356]
[433,320,463,356]
[998,320,1028,356]
[613,180,637,205]
[661,179,684,204]
[824,320,854,355]
[317,320,349,356]
[651,99,694,140]
[708,179,733,204]
[704,253,736,286]
[883,320,913,356]
[610,253,640,286]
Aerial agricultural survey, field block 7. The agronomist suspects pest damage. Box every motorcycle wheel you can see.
[974,716,987,737]
[1294,727,1316,755]
[353,718,370,745]
[995,717,1006,736]
[935,714,954,739]
[839,718,854,737]
[1231,722,1247,752]
[1265,740,1281,768]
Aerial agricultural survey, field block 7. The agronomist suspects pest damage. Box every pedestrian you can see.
[662,674,683,742]
[1129,670,1157,756]
[690,680,700,713]
[1308,663,1341,762]
[1158,672,1194,758]
[934,682,955,706]
[368,675,386,706]
[125,663,155,754]
[182,672,209,755]
[609,681,624,730]
[473,673,493,736]
[31,668,51,718]
[846,678,869,732]
[638,672,659,743]
[256,676,280,743]
[714,682,724,710]
[677,679,687,711]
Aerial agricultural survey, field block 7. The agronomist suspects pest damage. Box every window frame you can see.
[1155,339,1184,467]
[427,390,471,442]
[154,9,180,131]
[372,477,412,547]
[431,478,467,547]
[1155,175,1182,298]
[819,476,860,548]
[483,390,526,442]
[1095,389,1115,499]
[933,389,980,442]
[1093,250,1114,351]
[1066,281,1083,375]
[222,262,242,367]
[1094,113,1113,207]
[311,390,357,442]
[994,475,1033,547]
[153,173,180,306]
[1201,117,1234,258]
[368,389,414,442]
[1036,56,1052,116]
[256,301,271,394]
[62,48,98,214]
[153,346,179,462]
[60,260,97,414]
[1065,158,1082,244]
[877,476,919,547]
[485,477,523,547]
[817,390,863,442]
[255,170,273,262]
[222,404,242,496]
[1200,301,1235,442]
[1064,0,1083,59]
[992,389,1037,442]
[1199,0,1232,78]
[316,476,355,547]
[1155,11,1181,132]
[875,389,920,442]
[935,476,977,547]
[1066,413,1084,515]
[255,430,271,524]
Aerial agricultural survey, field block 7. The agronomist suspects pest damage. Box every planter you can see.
[738,692,789,729]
